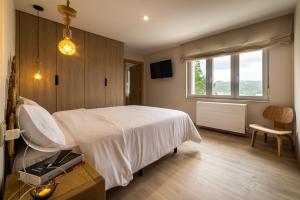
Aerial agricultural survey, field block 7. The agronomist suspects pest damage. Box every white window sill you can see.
[186,96,270,103]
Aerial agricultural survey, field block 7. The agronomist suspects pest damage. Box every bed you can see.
[53,106,201,189]
[14,103,201,189]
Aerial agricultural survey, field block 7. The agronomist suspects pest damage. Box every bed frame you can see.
[1,56,17,199]
[5,56,17,174]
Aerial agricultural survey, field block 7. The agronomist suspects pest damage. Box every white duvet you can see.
[53,106,201,189]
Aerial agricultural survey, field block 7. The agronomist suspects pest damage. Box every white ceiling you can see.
[15,0,297,55]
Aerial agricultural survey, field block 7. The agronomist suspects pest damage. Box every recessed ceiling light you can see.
[143,15,149,21]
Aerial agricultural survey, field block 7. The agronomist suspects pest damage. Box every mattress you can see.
[53,105,201,190]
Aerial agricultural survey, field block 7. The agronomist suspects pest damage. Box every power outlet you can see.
[0,121,6,147]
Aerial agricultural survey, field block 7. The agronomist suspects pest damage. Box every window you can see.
[187,49,268,100]
[212,56,231,96]
[239,50,263,97]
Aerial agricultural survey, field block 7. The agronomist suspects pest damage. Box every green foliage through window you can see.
[193,60,206,95]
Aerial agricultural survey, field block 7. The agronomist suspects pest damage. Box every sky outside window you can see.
[212,55,231,95]
[239,50,263,96]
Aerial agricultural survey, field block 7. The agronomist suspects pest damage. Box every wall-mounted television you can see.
[150,59,172,79]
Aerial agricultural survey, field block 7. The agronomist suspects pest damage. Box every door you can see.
[56,25,85,111]
[125,60,143,105]
[84,32,106,108]
[105,39,124,106]
[129,65,142,105]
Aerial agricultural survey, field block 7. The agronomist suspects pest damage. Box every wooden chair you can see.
[249,106,294,157]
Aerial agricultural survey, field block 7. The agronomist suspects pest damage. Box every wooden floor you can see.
[107,129,300,200]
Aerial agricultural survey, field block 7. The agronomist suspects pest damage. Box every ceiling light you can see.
[143,15,149,21]
[57,0,77,56]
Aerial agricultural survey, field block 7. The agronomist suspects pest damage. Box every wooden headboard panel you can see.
[5,56,17,172]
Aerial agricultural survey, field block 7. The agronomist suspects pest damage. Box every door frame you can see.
[124,59,144,105]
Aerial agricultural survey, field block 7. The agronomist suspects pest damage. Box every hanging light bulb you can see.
[57,0,77,56]
[33,70,42,80]
[58,37,76,55]
[33,5,44,80]
[58,28,76,56]
[33,59,42,80]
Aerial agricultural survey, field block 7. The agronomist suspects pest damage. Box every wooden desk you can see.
[4,163,106,200]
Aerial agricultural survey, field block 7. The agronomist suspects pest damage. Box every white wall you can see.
[294,1,300,164]
[0,0,15,192]
[124,46,145,62]
[145,44,294,128]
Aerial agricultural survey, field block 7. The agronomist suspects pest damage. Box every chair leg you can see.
[286,134,295,151]
[251,130,257,147]
[264,133,268,143]
[276,136,282,157]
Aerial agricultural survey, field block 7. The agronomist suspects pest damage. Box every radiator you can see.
[196,102,247,134]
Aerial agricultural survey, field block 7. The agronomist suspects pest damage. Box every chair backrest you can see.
[263,106,294,125]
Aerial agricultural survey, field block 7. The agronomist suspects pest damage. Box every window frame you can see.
[186,49,269,101]
[210,55,234,99]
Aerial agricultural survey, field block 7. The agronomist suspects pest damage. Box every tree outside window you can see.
[192,60,206,95]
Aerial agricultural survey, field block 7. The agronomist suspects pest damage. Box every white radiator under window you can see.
[196,102,247,134]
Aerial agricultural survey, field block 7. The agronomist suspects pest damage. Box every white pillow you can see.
[19,96,39,106]
[19,104,66,152]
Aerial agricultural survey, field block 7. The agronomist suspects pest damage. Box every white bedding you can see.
[53,106,201,189]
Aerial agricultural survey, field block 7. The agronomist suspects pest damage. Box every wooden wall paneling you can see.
[84,32,106,108]
[38,17,57,113]
[105,40,124,106]
[19,12,37,105]
[115,41,125,106]
[19,12,57,113]
[56,25,85,111]
[18,12,125,111]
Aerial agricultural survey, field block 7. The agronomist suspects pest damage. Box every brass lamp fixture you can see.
[57,0,77,56]
[33,5,44,80]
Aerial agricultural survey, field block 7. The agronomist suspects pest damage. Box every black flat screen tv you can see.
[150,59,172,79]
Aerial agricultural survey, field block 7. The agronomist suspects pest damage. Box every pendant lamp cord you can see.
[37,10,40,61]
